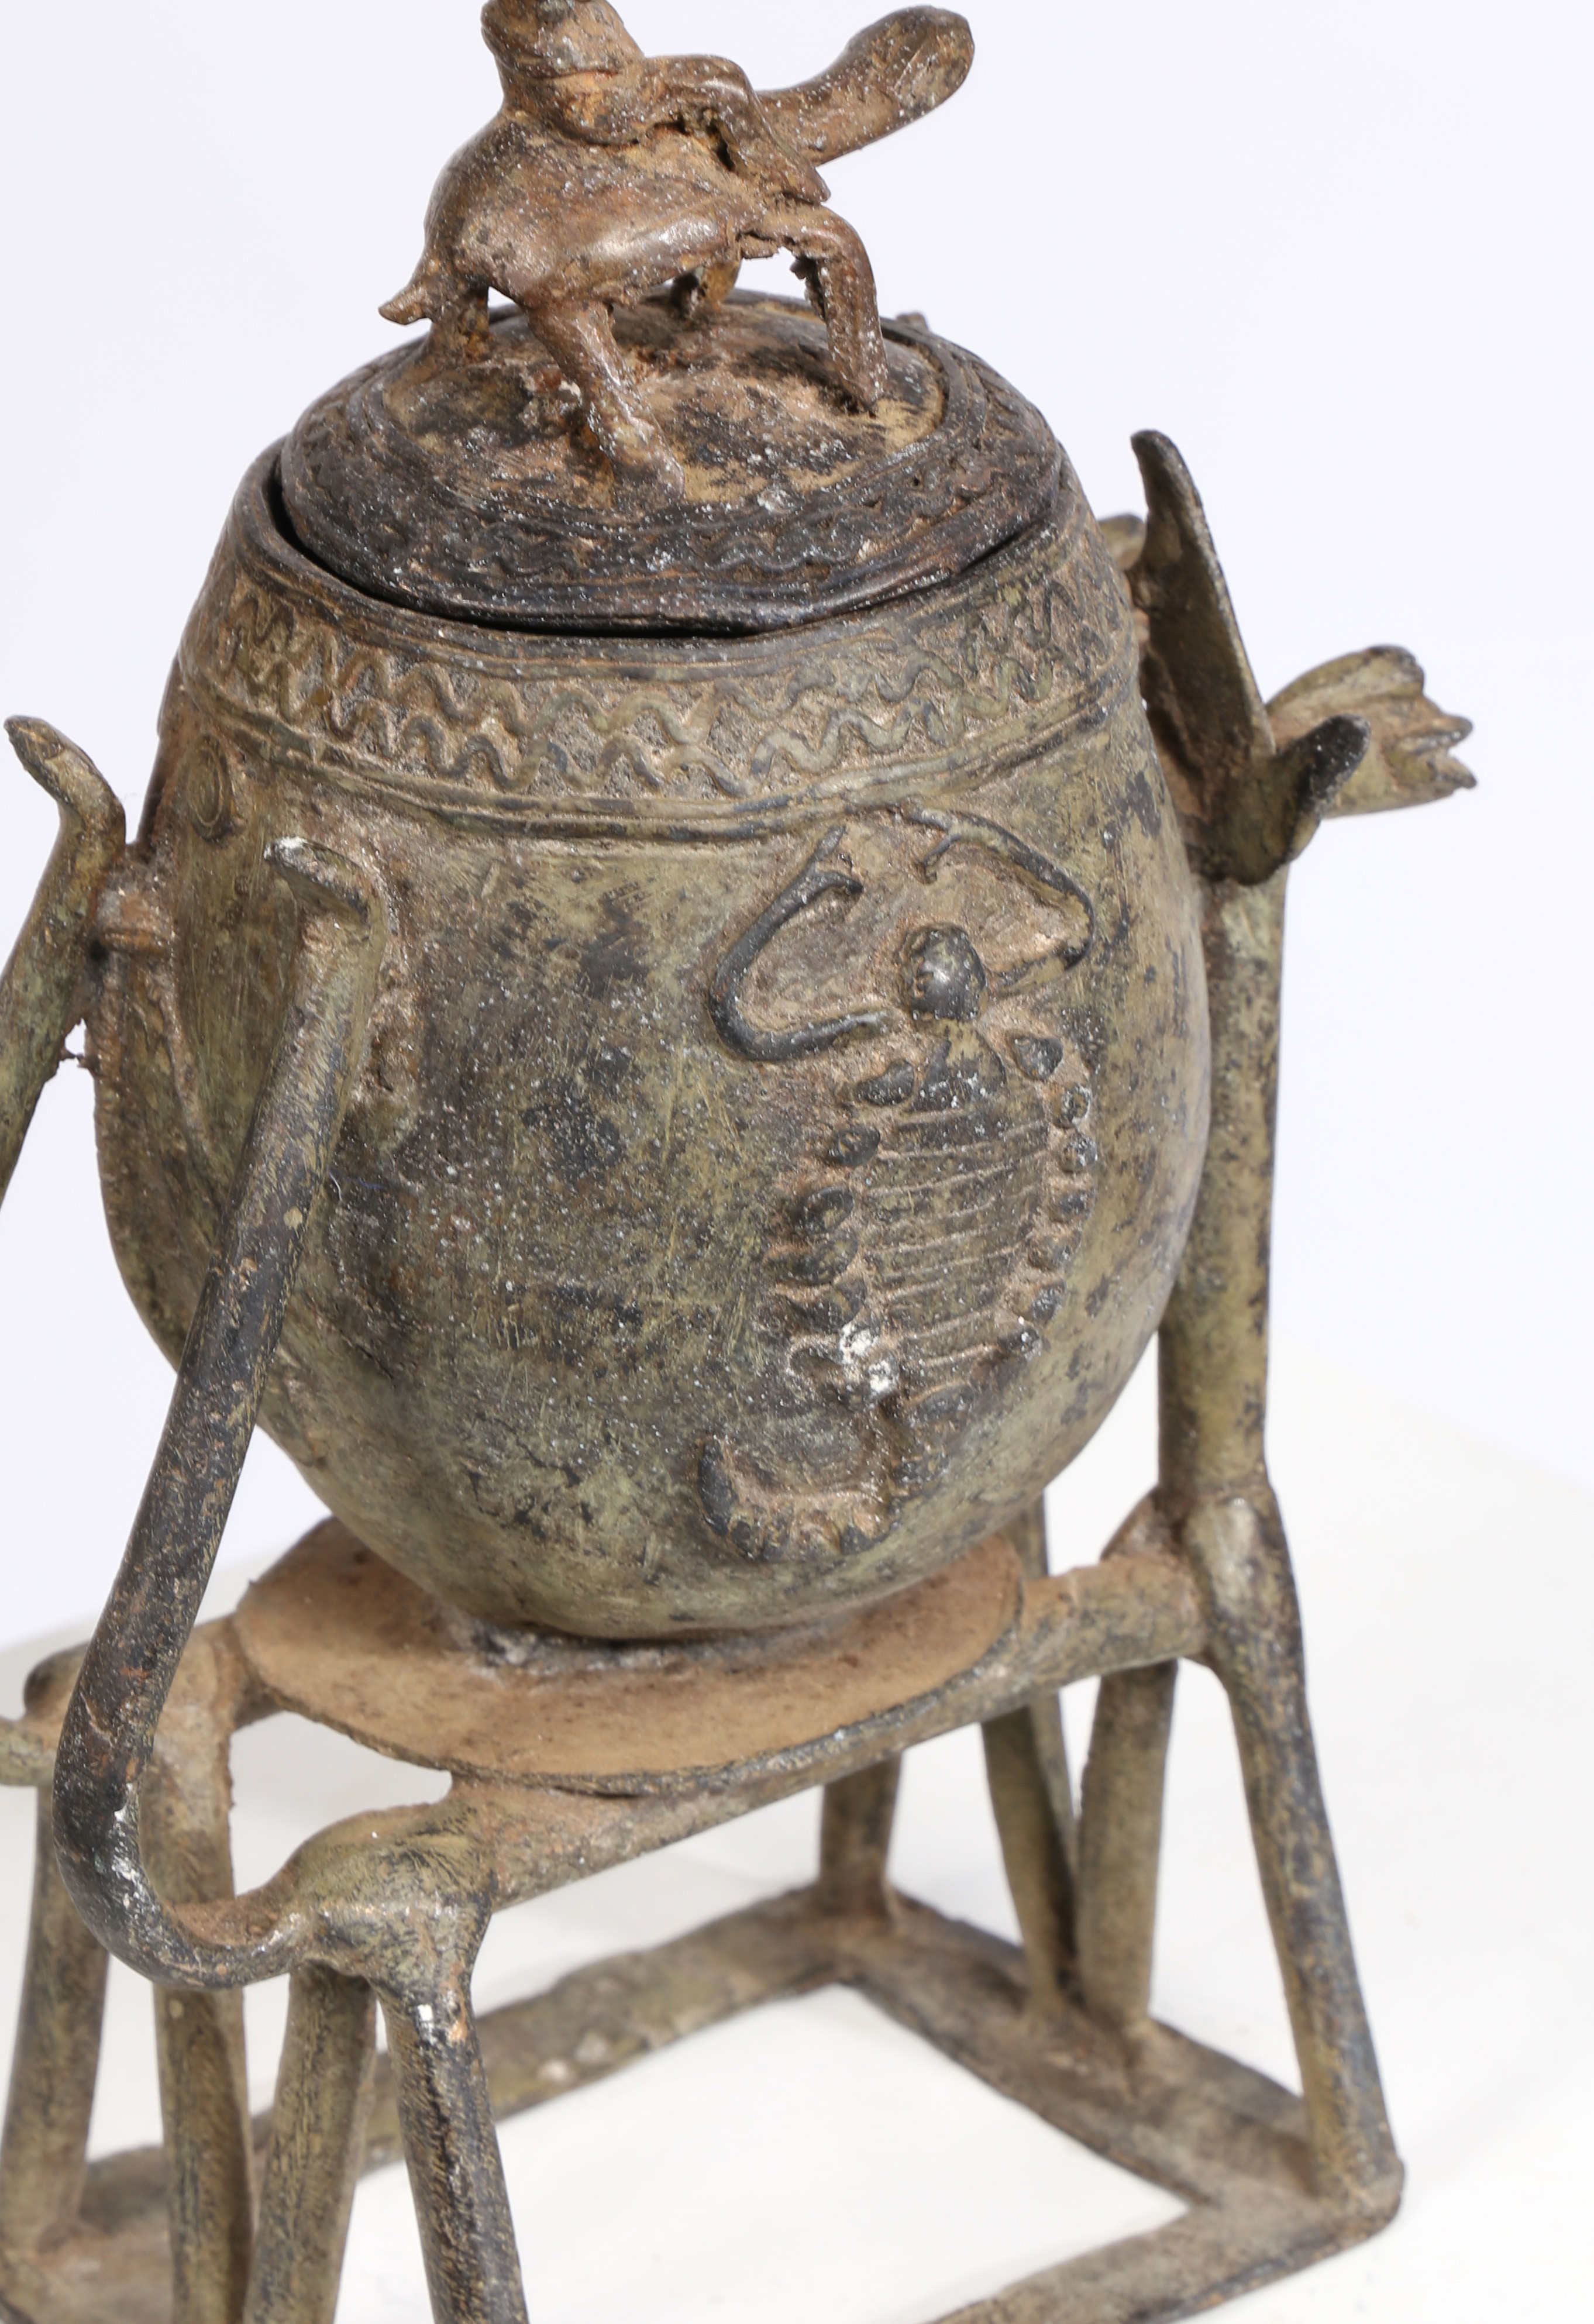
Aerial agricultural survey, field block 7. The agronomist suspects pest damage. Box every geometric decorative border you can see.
[177,453,1134,825]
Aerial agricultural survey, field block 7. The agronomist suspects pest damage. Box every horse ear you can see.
[484,0,641,76]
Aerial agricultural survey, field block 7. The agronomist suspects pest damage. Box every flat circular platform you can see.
[233,1521,1022,1789]
[278,293,1059,634]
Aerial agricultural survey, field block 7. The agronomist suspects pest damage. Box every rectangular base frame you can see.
[0,462,1451,2322]
[0,1475,1403,2324]
[0,1875,1383,2324]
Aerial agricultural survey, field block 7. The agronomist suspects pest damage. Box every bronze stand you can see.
[0,435,1461,2324]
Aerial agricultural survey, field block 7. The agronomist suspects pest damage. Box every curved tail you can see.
[759,8,974,167]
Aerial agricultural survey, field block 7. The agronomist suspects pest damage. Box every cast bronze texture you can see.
[0,431,1471,2324]
[48,8,1200,1643]
[281,297,1059,632]
[0,6,1475,2318]
[84,408,1206,1640]
[377,4,975,487]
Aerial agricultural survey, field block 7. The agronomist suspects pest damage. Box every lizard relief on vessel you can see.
[700,811,1099,1562]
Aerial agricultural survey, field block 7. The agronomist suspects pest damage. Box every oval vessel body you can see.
[91,412,1208,1637]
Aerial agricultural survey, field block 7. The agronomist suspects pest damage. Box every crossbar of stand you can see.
[0,1884,1374,2324]
[0,1496,1394,2324]
[0,430,1445,2322]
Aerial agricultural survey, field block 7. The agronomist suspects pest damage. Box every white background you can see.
[0,6,1590,2322]
[0,1347,1587,2322]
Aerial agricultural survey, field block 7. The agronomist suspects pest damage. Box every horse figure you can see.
[381,3,975,487]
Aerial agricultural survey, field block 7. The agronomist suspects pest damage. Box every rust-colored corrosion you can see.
[232,1520,1026,1786]
[62,15,1204,1655]
[0,425,1468,2316]
[378,5,974,487]
[0,6,1473,2317]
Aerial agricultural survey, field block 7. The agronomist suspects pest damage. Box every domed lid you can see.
[281,297,1058,636]
[278,6,1058,635]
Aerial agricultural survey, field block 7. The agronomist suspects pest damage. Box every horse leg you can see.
[432,280,493,363]
[766,206,889,409]
[672,259,743,320]
[529,298,684,491]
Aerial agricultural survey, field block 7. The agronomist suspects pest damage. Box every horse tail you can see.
[380,258,442,327]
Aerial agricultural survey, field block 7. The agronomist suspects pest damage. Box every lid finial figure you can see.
[381,4,975,488]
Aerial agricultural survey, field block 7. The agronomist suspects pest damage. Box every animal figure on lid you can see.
[382,3,975,487]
